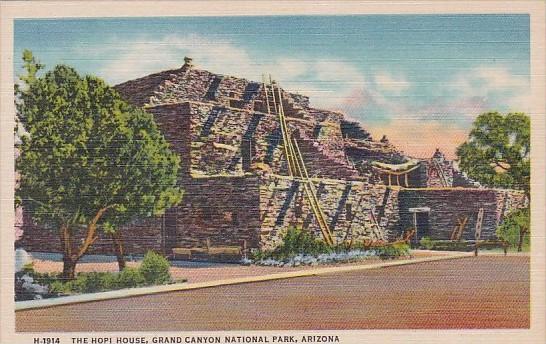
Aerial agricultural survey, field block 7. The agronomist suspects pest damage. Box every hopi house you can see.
[19,58,528,256]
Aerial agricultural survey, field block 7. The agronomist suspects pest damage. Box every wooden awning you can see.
[371,159,421,187]
[371,159,420,175]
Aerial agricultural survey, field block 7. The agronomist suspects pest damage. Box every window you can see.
[232,212,240,226]
[294,194,304,218]
[202,206,213,221]
[346,203,353,221]
[223,211,233,222]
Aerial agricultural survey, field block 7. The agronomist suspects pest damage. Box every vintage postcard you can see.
[1,1,545,344]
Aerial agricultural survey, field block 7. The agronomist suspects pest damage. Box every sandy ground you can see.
[28,250,450,284]
[16,256,529,331]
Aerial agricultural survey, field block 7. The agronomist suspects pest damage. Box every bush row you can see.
[25,251,176,295]
[252,226,411,262]
[419,237,475,251]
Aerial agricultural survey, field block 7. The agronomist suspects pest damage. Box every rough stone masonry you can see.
[19,57,527,256]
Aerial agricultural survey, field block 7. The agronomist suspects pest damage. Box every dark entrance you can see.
[415,212,430,239]
[163,208,178,254]
[241,139,254,172]
[408,207,431,243]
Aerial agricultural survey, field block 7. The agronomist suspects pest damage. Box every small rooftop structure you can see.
[182,56,194,70]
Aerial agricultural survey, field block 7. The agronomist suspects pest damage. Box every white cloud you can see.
[447,65,530,114]
[98,34,254,84]
[474,66,528,91]
[279,59,367,110]
[374,72,411,93]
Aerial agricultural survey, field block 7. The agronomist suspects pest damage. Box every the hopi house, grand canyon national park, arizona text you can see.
[18,56,528,261]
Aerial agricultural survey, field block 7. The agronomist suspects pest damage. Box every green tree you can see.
[16,50,182,279]
[496,208,530,252]
[456,112,530,194]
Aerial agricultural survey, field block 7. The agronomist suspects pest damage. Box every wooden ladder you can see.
[432,159,449,187]
[475,208,484,240]
[262,75,334,246]
[450,216,468,241]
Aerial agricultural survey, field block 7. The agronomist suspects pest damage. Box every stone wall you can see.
[116,66,311,115]
[148,68,213,106]
[158,173,395,253]
[184,102,359,179]
[423,160,454,187]
[20,176,527,257]
[19,215,164,256]
[397,188,527,241]
[494,189,528,226]
[148,103,192,176]
[345,139,407,166]
[188,102,287,176]
[258,174,400,250]
[18,175,261,256]
[166,175,262,250]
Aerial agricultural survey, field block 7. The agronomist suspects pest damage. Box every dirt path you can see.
[29,250,447,283]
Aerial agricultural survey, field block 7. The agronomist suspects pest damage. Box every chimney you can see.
[182,56,194,70]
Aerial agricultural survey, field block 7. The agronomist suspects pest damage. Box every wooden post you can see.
[396,174,400,186]
[413,212,418,244]
[388,174,391,186]
[241,239,247,260]
[404,173,409,187]
[474,208,484,256]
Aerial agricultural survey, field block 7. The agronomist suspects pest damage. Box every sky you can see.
[14,15,530,158]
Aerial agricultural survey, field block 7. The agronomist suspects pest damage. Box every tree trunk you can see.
[517,228,526,252]
[60,224,77,280]
[59,205,114,279]
[62,255,77,280]
[111,231,126,271]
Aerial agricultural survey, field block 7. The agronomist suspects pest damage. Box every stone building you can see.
[19,58,527,256]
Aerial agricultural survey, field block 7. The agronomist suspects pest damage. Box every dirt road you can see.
[16,256,529,331]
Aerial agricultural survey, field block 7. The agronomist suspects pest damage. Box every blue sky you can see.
[14,15,530,158]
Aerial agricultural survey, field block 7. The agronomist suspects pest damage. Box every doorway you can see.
[415,212,430,239]
[408,207,431,243]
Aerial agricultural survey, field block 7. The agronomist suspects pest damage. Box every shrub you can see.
[419,236,434,250]
[73,272,102,293]
[139,251,171,285]
[375,242,410,258]
[45,269,146,294]
[117,267,146,288]
[48,280,72,295]
[277,226,332,257]
[252,226,415,264]
[496,208,530,249]
[15,256,174,298]
[251,227,330,261]
[256,226,333,261]
[100,271,120,290]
